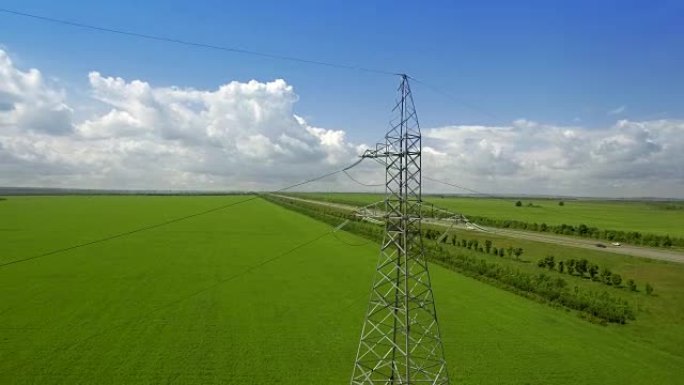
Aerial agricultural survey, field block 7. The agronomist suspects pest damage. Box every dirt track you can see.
[272,194,684,264]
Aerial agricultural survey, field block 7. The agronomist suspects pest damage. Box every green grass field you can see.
[300,193,684,238]
[1,196,683,384]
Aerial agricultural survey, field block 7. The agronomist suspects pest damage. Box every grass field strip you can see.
[1,223,339,376]
[0,159,372,269]
[0,196,260,268]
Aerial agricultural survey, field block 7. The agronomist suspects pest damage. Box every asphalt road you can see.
[272,194,684,264]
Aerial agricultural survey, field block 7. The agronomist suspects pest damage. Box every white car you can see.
[611,242,621,246]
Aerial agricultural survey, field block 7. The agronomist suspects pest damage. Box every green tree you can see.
[513,247,524,260]
[567,264,574,275]
[558,260,565,273]
[627,279,637,291]
[576,259,589,277]
[558,201,564,206]
[601,268,613,284]
[537,258,546,268]
[546,255,556,270]
[588,264,599,280]
[506,246,514,258]
[645,283,654,295]
[611,273,622,287]
[484,240,492,254]
[515,200,522,207]
[498,248,505,257]
[567,259,576,275]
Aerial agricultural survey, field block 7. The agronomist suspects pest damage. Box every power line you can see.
[343,169,384,187]
[332,228,373,247]
[409,76,503,122]
[0,8,399,77]
[0,158,368,269]
[424,175,499,197]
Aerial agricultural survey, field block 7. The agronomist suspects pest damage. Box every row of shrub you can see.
[537,256,654,294]
[428,245,635,324]
[265,195,637,324]
[428,229,653,295]
[424,229,524,259]
[466,215,682,248]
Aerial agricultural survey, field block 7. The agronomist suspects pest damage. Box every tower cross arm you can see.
[360,143,390,159]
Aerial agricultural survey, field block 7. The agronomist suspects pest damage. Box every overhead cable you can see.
[0,8,399,76]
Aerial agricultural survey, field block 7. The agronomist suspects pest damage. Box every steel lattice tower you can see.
[351,75,450,384]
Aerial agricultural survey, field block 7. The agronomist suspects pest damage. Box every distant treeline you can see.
[462,215,682,248]
[265,195,637,324]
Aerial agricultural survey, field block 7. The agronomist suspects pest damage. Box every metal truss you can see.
[350,75,450,385]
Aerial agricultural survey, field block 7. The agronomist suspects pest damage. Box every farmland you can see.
[298,193,684,239]
[1,196,684,384]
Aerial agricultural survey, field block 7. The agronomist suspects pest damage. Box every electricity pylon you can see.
[350,75,450,384]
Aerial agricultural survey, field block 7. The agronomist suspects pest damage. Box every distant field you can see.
[299,193,684,238]
[1,196,683,384]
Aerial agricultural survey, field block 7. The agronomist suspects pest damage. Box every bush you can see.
[485,240,492,254]
[611,273,622,287]
[600,268,613,285]
[589,264,599,280]
[513,247,524,259]
[576,259,588,277]
[645,283,654,295]
[627,279,637,291]
[566,259,576,275]
[515,200,522,207]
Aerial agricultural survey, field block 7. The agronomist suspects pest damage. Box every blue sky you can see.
[1,0,682,141]
[0,1,683,196]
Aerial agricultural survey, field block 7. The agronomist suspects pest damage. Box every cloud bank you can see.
[0,49,682,197]
[422,119,683,198]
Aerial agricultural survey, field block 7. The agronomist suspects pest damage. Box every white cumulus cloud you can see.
[422,118,684,197]
[0,48,682,198]
[0,50,73,135]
